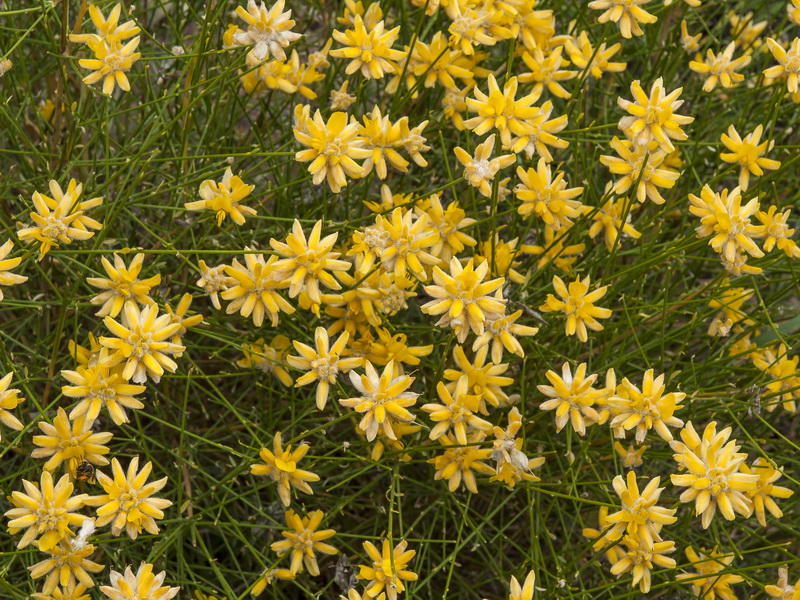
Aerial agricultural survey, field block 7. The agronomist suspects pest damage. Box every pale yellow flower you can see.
[0,371,25,441]
[31,408,113,477]
[185,167,256,226]
[453,134,516,198]
[99,562,179,600]
[540,275,612,342]
[288,326,363,410]
[5,471,88,551]
[357,539,418,600]
[85,456,172,540]
[99,301,185,384]
[233,0,301,63]
[0,239,28,300]
[86,253,160,318]
[617,78,694,152]
[270,510,337,575]
[421,257,506,343]
[270,219,351,303]
[251,431,320,506]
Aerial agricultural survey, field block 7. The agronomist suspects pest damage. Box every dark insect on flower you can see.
[76,460,96,483]
[334,554,358,591]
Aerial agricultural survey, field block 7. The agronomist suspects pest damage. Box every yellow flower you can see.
[0,371,24,441]
[670,421,759,529]
[689,42,751,92]
[680,20,703,53]
[443,344,514,411]
[473,308,539,364]
[740,457,794,527]
[588,0,657,38]
[69,3,140,45]
[330,16,404,79]
[609,535,676,593]
[294,109,370,193]
[585,192,642,251]
[614,442,647,468]
[271,509,337,575]
[251,431,320,506]
[514,158,584,228]
[676,546,743,600]
[521,226,586,272]
[707,286,753,337]
[415,194,477,264]
[430,432,495,493]
[85,456,172,540]
[6,470,88,551]
[86,253,160,318]
[99,562,180,600]
[270,219,351,303]
[364,327,433,370]
[241,56,296,95]
[538,362,600,436]
[720,124,780,191]
[358,539,418,600]
[757,206,800,258]
[489,408,544,488]
[99,301,185,384]
[464,75,540,152]
[185,167,256,226]
[790,0,800,26]
[32,583,92,600]
[358,106,409,179]
[250,568,295,596]
[340,360,418,441]
[221,251,295,326]
[398,31,474,91]
[688,184,764,272]
[752,344,800,412]
[599,137,680,205]
[236,335,293,386]
[583,506,625,562]
[62,348,147,425]
[0,239,27,300]
[617,78,694,152]
[338,0,384,30]
[69,4,142,95]
[233,0,301,63]
[447,2,510,56]
[422,375,492,445]
[330,80,357,110]
[564,31,627,80]
[196,260,234,310]
[29,541,105,596]
[454,134,516,198]
[513,99,569,161]
[288,326,363,410]
[765,38,800,94]
[540,275,611,342]
[605,471,677,548]
[163,294,203,355]
[421,257,506,343]
[519,47,576,99]
[508,571,536,600]
[18,179,104,259]
[31,408,113,477]
[76,36,141,95]
[378,207,441,281]
[608,369,686,443]
[765,566,800,599]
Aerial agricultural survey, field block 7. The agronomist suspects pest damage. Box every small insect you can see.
[76,461,96,484]
[334,554,358,592]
